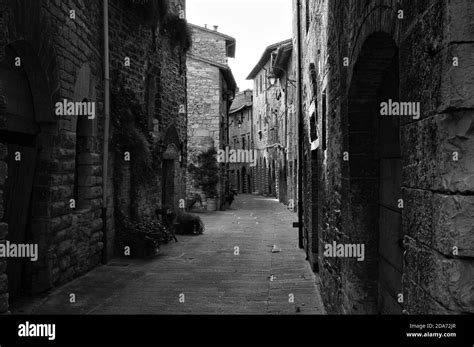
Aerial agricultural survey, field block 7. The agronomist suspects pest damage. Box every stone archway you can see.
[241,166,247,193]
[163,125,182,210]
[346,32,402,314]
[0,37,59,299]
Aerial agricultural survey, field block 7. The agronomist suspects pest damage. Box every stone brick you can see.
[403,277,451,314]
[0,260,6,273]
[0,161,7,186]
[402,112,474,193]
[0,274,7,294]
[404,237,474,313]
[446,0,474,42]
[432,194,474,257]
[0,223,7,240]
[0,144,6,160]
[77,153,101,165]
[0,293,8,313]
[440,44,474,111]
[78,186,102,200]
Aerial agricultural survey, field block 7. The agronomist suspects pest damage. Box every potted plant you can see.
[188,147,219,211]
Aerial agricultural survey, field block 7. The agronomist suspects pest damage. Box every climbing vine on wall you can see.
[111,84,155,185]
[127,0,192,53]
[110,75,171,255]
[161,13,192,53]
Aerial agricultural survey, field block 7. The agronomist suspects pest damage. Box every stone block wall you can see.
[189,26,228,65]
[0,0,188,313]
[108,0,187,224]
[186,58,221,199]
[251,65,271,195]
[186,25,233,205]
[294,0,324,271]
[298,0,474,314]
[0,142,7,313]
[0,0,105,294]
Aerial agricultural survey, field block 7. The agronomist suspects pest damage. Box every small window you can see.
[306,0,310,33]
[322,90,327,151]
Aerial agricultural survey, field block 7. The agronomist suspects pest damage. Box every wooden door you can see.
[4,144,37,298]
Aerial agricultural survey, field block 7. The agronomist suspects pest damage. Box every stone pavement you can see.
[16,195,326,315]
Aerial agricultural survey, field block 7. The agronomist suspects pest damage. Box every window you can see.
[309,63,317,99]
[74,98,93,210]
[242,137,246,150]
[306,0,310,33]
[322,89,327,151]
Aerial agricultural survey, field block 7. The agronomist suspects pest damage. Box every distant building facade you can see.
[229,90,253,194]
[247,39,297,203]
[186,24,237,208]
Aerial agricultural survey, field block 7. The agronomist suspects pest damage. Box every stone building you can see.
[229,89,254,194]
[247,39,292,197]
[186,24,237,208]
[269,41,298,206]
[294,0,474,314]
[0,0,188,313]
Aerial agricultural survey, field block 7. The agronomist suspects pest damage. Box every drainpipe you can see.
[296,0,304,249]
[102,0,110,264]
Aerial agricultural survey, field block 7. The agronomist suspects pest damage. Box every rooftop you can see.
[246,39,292,80]
[230,89,253,114]
[189,23,236,58]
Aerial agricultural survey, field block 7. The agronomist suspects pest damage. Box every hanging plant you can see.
[161,13,192,53]
[127,0,169,26]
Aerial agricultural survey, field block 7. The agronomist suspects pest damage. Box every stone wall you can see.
[297,0,474,314]
[108,0,187,225]
[186,25,234,206]
[0,0,105,297]
[186,57,221,200]
[0,0,188,313]
[189,26,228,65]
[251,64,271,195]
[229,91,253,193]
[0,142,7,313]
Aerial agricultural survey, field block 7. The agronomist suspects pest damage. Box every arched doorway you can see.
[236,169,240,193]
[163,126,182,211]
[347,32,402,314]
[0,42,48,299]
[263,158,267,195]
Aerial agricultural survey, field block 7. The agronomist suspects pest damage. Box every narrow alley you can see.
[16,195,324,315]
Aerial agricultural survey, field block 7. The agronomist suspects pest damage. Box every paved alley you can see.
[17,195,325,315]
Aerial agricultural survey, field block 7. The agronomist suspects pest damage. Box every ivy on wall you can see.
[127,0,192,53]
[110,76,170,256]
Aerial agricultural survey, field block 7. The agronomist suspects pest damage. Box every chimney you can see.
[213,25,218,31]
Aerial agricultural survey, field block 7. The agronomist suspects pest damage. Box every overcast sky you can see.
[186,0,293,91]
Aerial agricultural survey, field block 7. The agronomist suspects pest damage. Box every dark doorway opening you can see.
[347,32,402,314]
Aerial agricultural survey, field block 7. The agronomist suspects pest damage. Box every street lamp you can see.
[268,73,278,86]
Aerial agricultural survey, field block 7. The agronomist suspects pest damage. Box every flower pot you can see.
[206,198,217,211]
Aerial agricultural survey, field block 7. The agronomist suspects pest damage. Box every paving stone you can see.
[16,195,325,315]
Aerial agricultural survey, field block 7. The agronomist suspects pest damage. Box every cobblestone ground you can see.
[17,195,325,315]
